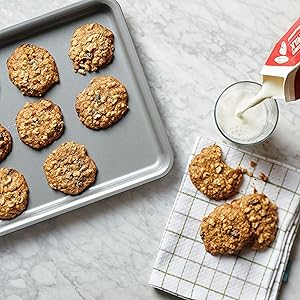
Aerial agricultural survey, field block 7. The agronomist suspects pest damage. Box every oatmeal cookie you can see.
[189,145,243,200]
[68,23,114,75]
[200,204,252,255]
[232,193,278,250]
[0,168,29,220]
[16,99,64,149]
[75,76,128,129]
[43,141,97,195]
[0,124,12,162]
[7,43,59,96]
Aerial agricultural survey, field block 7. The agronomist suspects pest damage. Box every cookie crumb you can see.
[259,172,268,182]
[240,167,252,177]
[240,167,248,174]
[250,160,257,168]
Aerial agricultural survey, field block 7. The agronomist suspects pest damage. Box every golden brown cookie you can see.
[231,193,278,250]
[68,23,114,75]
[0,124,12,162]
[16,99,64,150]
[0,168,29,220]
[188,145,243,200]
[200,204,252,255]
[43,141,97,195]
[7,44,59,96]
[75,76,128,129]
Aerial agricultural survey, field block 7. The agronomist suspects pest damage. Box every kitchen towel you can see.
[149,136,300,300]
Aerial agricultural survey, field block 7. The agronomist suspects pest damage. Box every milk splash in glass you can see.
[215,81,278,145]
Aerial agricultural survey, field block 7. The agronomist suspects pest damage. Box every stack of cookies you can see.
[0,22,129,220]
[200,193,278,255]
[189,145,278,255]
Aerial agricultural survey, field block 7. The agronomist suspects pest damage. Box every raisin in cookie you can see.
[7,44,59,96]
[232,193,278,250]
[200,204,252,255]
[43,141,97,195]
[75,76,128,129]
[0,124,12,162]
[0,168,29,220]
[68,23,114,75]
[189,145,243,200]
[16,99,64,150]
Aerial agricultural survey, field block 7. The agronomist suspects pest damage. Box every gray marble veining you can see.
[0,0,299,299]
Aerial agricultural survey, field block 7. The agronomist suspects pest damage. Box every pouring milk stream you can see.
[237,17,300,116]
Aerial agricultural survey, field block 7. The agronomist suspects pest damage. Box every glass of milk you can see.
[214,81,279,145]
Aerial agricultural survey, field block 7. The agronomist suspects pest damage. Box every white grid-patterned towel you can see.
[149,136,300,300]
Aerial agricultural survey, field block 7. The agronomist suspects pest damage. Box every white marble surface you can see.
[0,0,299,299]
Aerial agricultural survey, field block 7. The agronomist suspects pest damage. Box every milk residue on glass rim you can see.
[216,86,268,141]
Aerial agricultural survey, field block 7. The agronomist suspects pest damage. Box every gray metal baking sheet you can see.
[0,0,173,235]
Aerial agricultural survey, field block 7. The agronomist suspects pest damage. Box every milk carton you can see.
[237,17,300,115]
[261,17,300,102]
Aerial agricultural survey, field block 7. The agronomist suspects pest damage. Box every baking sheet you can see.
[0,0,173,235]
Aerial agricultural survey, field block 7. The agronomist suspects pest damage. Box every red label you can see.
[265,17,300,67]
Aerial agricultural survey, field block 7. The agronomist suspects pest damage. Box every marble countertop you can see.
[0,0,299,299]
